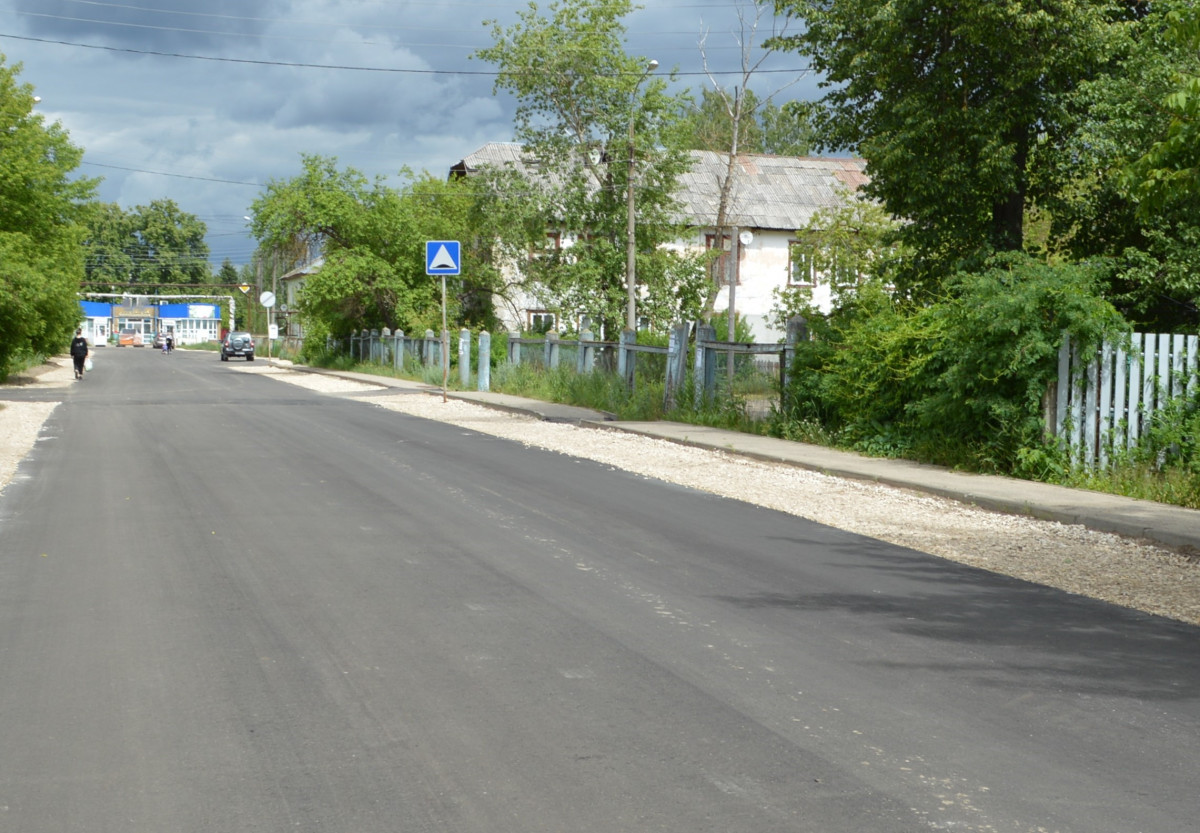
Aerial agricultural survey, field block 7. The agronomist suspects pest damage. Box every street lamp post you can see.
[625,58,658,333]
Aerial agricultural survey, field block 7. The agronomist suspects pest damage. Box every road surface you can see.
[1,348,1197,832]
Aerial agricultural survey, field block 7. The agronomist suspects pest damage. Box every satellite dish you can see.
[259,291,276,308]
[738,230,754,246]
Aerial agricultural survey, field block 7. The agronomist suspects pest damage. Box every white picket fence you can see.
[1054,332,1199,468]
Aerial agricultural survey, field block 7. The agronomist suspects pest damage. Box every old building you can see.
[451,142,869,342]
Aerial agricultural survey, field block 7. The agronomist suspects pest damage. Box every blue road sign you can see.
[426,240,461,275]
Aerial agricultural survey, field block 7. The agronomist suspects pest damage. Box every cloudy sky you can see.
[1,1,819,267]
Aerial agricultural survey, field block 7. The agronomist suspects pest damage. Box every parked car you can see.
[220,332,255,361]
[153,332,166,349]
[118,329,144,347]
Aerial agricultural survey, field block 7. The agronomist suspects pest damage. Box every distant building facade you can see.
[77,300,222,345]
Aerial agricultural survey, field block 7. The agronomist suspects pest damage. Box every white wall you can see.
[495,227,838,343]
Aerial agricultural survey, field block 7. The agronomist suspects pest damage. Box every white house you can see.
[277,257,323,341]
[450,143,869,342]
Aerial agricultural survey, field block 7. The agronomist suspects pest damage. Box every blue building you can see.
[78,300,222,346]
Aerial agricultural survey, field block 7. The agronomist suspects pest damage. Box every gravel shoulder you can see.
[6,358,1198,626]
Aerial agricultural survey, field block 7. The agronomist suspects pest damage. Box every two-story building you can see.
[450,142,868,342]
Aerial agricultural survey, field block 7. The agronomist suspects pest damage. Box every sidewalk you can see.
[293,365,1200,553]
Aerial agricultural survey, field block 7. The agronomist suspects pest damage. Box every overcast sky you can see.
[1,0,820,267]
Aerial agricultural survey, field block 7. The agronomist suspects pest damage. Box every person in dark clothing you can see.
[70,328,89,379]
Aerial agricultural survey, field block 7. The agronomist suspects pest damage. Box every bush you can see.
[776,253,1128,473]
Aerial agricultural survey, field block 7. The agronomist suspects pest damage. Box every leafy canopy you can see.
[474,0,698,334]
[771,0,1121,292]
[0,55,97,379]
[249,155,503,337]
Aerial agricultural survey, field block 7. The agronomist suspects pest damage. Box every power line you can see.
[81,160,263,186]
[0,32,809,76]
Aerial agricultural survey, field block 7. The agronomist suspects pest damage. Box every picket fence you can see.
[1052,332,1199,469]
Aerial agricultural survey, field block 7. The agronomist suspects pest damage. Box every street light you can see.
[625,58,658,333]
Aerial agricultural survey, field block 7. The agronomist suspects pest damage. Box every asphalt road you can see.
[1,348,1197,833]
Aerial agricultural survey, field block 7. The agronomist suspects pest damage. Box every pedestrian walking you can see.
[70,328,89,379]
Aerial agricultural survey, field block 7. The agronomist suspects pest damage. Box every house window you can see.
[527,310,557,334]
[829,251,857,287]
[788,239,816,287]
[529,231,562,261]
[706,233,740,285]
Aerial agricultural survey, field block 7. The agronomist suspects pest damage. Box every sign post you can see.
[260,291,276,360]
[425,241,462,403]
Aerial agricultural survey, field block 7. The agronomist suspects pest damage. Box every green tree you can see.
[1031,0,1200,329]
[771,0,1121,293]
[214,259,240,285]
[81,202,138,288]
[131,200,210,285]
[249,155,499,338]
[0,55,98,379]
[82,199,210,288]
[474,0,696,335]
[1128,7,1200,209]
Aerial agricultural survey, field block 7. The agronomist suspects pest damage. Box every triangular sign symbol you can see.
[430,244,457,270]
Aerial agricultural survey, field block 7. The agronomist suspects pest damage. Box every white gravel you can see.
[5,358,1198,626]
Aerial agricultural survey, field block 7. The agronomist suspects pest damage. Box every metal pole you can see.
[727,227,739,390]
[441,274,448,403]
[625,59,657,333]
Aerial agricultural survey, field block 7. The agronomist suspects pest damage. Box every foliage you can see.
[776,254,1127,473]
[82,200,210,287]
[769,198,906,334]
[215,259,240,285]
[678,87,815,157]
[1127,7,1200,211]
[771,0,1123,293]
[249,156,503,337]
[0,55,97,380]
[474,0,695,335]
[706,310,755,344]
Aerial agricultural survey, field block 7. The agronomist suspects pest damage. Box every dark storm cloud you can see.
[0,1,822,266]
[14,0,275,51]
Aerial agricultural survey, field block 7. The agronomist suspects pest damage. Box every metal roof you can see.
[451,142,868,231]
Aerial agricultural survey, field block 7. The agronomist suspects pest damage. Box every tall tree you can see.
[132,200,210,285]
[214,259,240,286]
[771,0,1120,293]
[686,0,811,324]
[0,55,98,379]
[81,202,138,288]
[249,155,500,338]
[82,200,210,288]
[474,0,698,334]
[1037,0,1200,328]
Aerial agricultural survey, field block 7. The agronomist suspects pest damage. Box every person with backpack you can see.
[70,328,89,379]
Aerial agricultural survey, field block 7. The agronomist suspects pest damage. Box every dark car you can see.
[220,332,255,361]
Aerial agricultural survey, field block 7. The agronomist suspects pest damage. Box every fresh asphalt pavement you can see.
[1,348,1198,832]
[298,366,1200,553]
